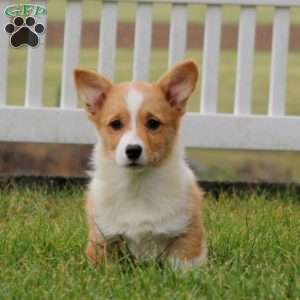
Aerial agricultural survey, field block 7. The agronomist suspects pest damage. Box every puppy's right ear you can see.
[74,69,112,118]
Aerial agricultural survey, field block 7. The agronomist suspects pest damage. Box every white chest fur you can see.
[89,142,195,259]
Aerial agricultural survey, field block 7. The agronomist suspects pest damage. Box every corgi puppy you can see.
[74,60,207,270]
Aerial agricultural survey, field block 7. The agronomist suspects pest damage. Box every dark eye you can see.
[146,119,161,131]
[109,119,123,130]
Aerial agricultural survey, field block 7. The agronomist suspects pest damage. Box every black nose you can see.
[126,144,142,161]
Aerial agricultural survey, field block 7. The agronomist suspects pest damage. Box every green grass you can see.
[45,0,300,24]
[0,186,299,299]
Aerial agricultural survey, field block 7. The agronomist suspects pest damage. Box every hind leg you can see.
[168,220,207,271]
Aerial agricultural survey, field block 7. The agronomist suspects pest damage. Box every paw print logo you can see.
[5,16,45,48]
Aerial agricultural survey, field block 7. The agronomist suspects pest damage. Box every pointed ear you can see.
[74,69,112,117]
[157,60,198,112]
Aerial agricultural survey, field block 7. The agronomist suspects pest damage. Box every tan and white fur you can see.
[74,60,207,271]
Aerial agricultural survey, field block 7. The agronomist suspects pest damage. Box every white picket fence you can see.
[0,0,299,151]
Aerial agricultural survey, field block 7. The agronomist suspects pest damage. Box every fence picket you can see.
[0,0,10,106]
[234,6,256,115]
[168,3,188,67]
[200,5,222,114]
[25,0,47,107]
[98,1,118,80]
[60,0,82,109]
[268,7,290,116]
[133,3,153,81]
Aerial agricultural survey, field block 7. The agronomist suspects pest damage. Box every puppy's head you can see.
[74,60,198,169]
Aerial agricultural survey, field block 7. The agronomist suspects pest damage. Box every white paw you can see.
[169,244,208,271]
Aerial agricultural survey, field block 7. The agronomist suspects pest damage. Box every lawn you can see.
[0,185,299,299]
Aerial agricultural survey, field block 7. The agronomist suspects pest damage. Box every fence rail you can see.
[110,0,300,6]
[0,0,299,151]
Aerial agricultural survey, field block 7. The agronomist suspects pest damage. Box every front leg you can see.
[86,225,108,265]
[167,184,207,271]
[85,195,123,265]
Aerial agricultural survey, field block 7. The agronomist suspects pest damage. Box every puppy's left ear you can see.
[157,60,198,112]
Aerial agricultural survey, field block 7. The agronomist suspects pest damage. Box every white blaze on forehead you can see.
[115,86,146,167]
[125,87,144,130]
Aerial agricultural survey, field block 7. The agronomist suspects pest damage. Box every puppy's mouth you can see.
[126,162,144,169]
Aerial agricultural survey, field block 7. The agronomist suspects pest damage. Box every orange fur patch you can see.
[75,60,206,267]
[168,183,206,261]
[74,60,199,166]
